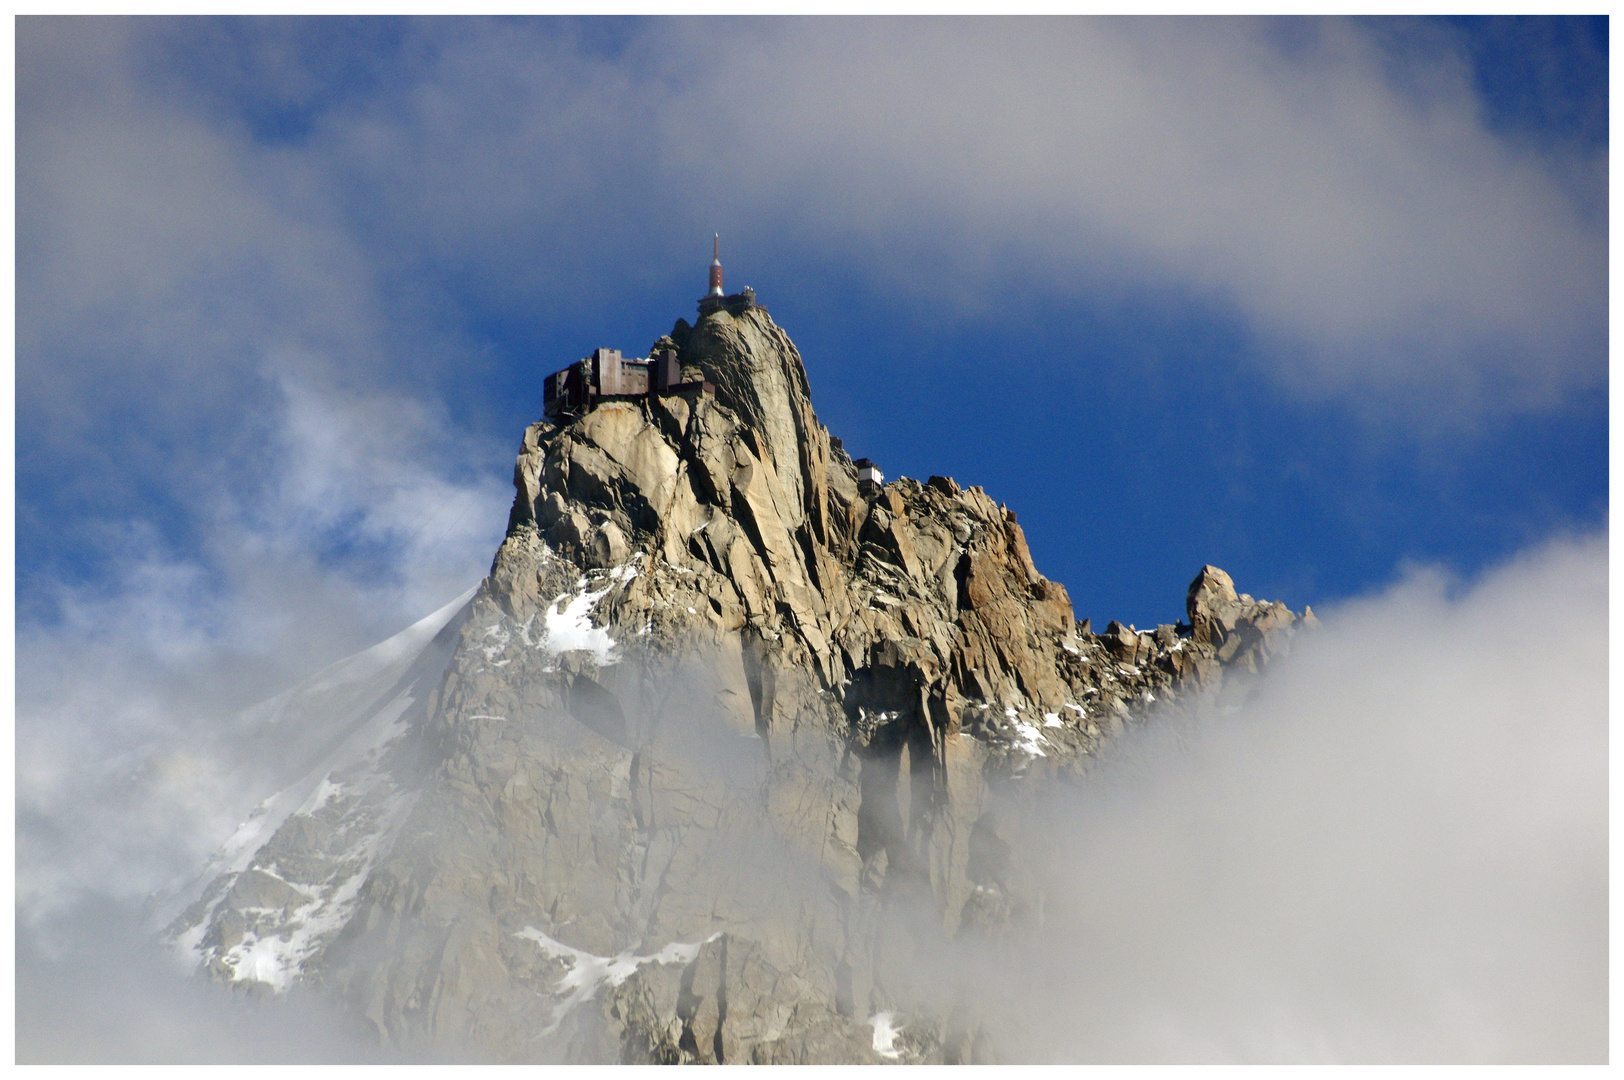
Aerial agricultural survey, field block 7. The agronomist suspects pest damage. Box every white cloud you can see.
[980,529,1607,1062]
[29,19,1584,431]
[17,529,1604,1062]
[704,18,1604,414]
[234,361,511,621]
[15,20,1601,673]
[15,364,510,926]
[16,18,388,452]
[311,17,1604,420]
[17,21,1600,599]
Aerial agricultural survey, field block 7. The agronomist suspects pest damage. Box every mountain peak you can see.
[167,298,1311,1062]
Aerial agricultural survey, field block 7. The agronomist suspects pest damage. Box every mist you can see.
[977,529,1607,1062]
[16,529,1604,1062]
[17,899,422,1064]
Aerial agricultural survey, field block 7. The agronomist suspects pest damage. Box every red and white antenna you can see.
[708,234,724,298]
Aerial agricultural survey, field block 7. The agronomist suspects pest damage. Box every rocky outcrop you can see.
[1185,563,1300,672]
[166,300,1311,1062]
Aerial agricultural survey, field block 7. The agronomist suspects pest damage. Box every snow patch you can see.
[213,788,414,992]
[481,621,511,660]
[536,577,620,666]
[1043,712,1063,728]
[1011,719,1048,758]
[177,686,417,922]
[157,584,480,990]
[869,1011,903,1059]
[522,557,642,667]
[515,926,721,1035]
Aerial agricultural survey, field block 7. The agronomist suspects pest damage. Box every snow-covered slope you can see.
[160,584,476,988]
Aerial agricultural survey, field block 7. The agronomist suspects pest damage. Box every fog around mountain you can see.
[18,529,1604,1063]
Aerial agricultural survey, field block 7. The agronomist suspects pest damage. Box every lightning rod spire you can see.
[708,234,724,297]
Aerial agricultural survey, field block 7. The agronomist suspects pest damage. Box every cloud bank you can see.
[683,17,1604,413]
[16,528,1606,1062]
[16,363,509,929]
[19,17,1606,443]
[311,16,1605,415]
[984,529,1607,1062]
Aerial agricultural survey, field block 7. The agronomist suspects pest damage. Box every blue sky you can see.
[16,16,1607,698]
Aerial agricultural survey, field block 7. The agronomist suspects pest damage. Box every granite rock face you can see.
[165,302,1310,1062]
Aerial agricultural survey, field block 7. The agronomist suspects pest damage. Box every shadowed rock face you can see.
[166,303,1309,1062]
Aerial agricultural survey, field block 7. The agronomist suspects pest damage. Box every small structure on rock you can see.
[543,345,714,421]
[544,239,770,420]
[697,234,758,317]
[854,458,885,488]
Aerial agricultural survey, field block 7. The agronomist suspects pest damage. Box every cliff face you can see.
[165,301,1310,1062]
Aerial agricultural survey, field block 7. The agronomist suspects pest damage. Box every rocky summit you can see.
[163,298,1312,1063]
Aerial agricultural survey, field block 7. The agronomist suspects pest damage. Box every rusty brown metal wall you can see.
[650,349,680,394]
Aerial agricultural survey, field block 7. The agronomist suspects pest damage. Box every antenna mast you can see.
[708,234,724,297]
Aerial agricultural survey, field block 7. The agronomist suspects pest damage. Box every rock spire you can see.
[164,297,1311,1063]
